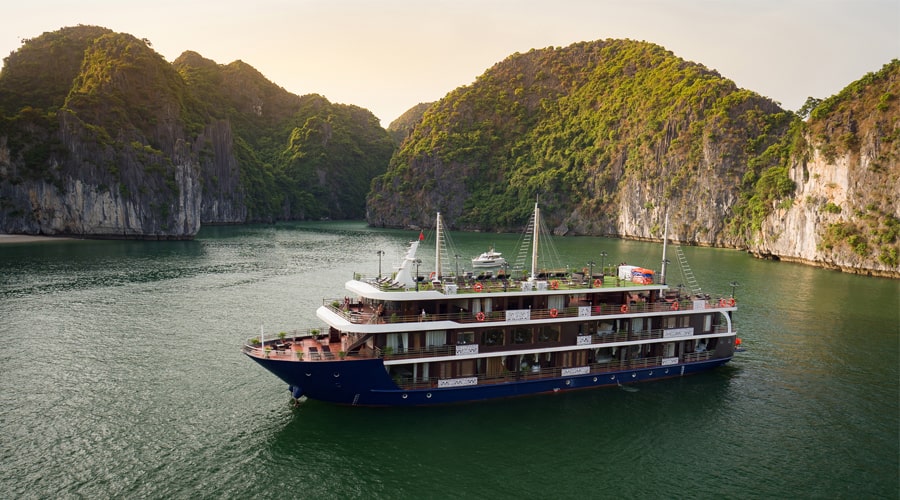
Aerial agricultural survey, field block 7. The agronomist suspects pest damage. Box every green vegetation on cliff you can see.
[369,40,790,239]
[0,26,393,234]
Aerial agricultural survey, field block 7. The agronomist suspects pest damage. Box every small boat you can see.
[243,204,740,407]
[471,246,506,268]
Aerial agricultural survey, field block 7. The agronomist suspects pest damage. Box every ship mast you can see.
[661,210,669,285]
[530,201,539,280]
[435,212,442,279]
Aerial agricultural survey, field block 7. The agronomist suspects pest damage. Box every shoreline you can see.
[0,234,72,244]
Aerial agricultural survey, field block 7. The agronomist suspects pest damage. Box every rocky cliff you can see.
[754,62,899,277]
[368,41,898,277]
[0,26,393,238]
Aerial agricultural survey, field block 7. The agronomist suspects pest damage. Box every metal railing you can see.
[392,351,716,390]
[326,298,735,326]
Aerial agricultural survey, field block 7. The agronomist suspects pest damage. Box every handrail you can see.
[244,324,731,363]
[326,297,735,326]
[392,351,716,390]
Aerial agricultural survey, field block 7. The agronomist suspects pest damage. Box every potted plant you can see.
[296,351,304,360]
[338,350,347,359]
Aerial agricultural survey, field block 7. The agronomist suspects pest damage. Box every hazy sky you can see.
[2,0,898,125]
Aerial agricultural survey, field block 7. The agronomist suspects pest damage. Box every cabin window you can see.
[703,315,712,332]
[470,298,492,313]
[482,329,505,346]
[458,359,476,377]
[631,317,645,333]
[680,316,691,328]
[598,321,615,335]
[537,325,560,342]
[512,327,532,344]
[663,343,675,357]
[569,294,589,307]
[386,333,408,353]
[548,295,565,311]
[595,347,614,363]
[457,331,475,345]
[487,357,504,377]
[426,330,446,348]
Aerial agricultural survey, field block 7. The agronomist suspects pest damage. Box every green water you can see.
[1,221,897,498]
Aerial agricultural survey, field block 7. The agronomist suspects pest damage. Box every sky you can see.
[2,0,898,126]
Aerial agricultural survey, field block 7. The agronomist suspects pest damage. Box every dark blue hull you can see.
[245,355,733,407]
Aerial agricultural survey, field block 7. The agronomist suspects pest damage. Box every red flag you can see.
[418,230,424,241]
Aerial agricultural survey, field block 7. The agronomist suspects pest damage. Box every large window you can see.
[512,327,532,344]
[537,324,560,342]
[426,330,446,347]
[482,328,505,347]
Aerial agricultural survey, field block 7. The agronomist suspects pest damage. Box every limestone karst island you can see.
[0,26,897,277]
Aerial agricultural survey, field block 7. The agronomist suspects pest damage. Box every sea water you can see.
[1,221,897,498]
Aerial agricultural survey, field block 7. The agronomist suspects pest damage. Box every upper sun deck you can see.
[346,273,665,302]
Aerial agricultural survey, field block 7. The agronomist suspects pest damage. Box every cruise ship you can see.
[243,204,739,406]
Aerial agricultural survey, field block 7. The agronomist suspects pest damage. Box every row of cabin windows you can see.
[385,314,716,350]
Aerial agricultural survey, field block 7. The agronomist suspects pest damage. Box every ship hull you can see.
[246,354,733,407]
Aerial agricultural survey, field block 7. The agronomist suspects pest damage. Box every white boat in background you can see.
[471,246,506,268]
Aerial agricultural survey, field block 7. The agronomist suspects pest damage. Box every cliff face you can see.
[0,27,394,237]
[369,40,790,243]
[0,30,203,238]
[753,62,899,277]
[371,42,897,277]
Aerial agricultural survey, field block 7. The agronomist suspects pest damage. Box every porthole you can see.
[648,371,653,376]
[565,379,572,386]
[333,372,340,378]
[426,393,432,399]
[632,373,637,378]
[305,373,312,377]
[592,377,598,382]
[402,393,408,399]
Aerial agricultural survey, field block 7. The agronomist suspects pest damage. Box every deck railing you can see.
[328,298,735,326]
[392,351,716,390]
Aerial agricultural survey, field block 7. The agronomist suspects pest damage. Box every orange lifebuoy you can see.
[671,301,679,311]
[550,280,559,290]
[719,298,726,307]
[474,283,483,292]
[620,304,628,313]
[476,311,485,321]
[593,279,602,287]
[729,298,736,307]
[549,308,558,318]
[429,271,436,280]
